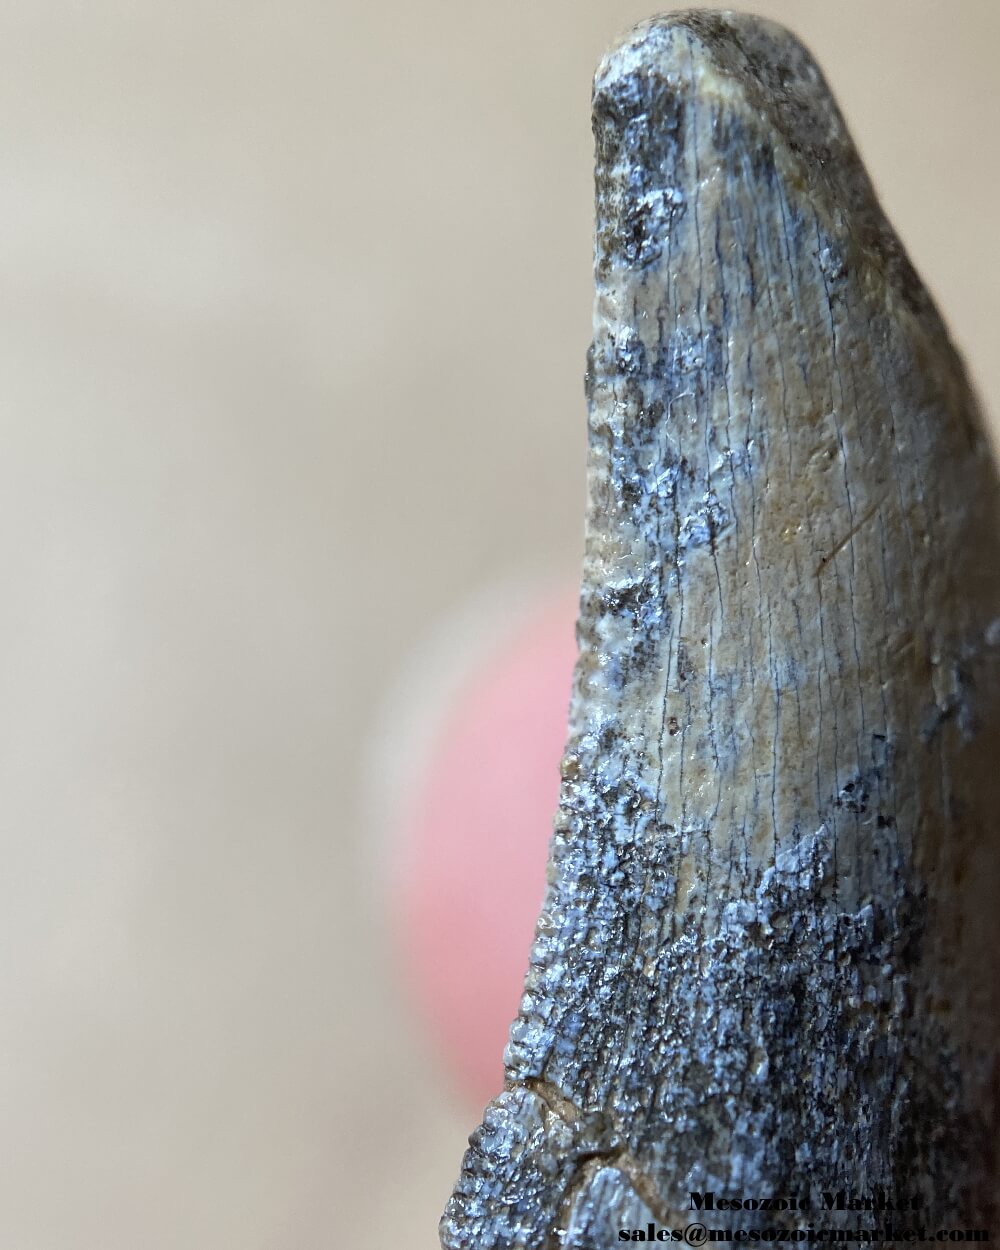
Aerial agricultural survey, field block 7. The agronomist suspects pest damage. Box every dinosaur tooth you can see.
[441,13,1000,1247]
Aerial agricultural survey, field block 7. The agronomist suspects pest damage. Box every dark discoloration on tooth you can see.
[441,12,1000,1248]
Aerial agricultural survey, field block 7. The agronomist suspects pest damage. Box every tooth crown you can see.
[441,14,1000,1248]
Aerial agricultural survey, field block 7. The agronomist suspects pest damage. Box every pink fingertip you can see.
[392,590,578,1105]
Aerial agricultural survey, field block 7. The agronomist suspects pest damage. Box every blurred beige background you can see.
[0,1,996,1246]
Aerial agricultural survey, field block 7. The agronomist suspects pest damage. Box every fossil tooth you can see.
[441,12,1000,1247]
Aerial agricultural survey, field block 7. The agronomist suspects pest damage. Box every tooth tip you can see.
[592,11,836,154]
[594,11,815,95]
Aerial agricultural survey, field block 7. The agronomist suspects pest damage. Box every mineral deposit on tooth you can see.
[441,12,1000,1249]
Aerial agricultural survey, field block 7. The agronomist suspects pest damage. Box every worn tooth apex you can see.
[442,11,1000,1248]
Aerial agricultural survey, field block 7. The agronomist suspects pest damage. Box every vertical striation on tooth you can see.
[441,12,1000,1248]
